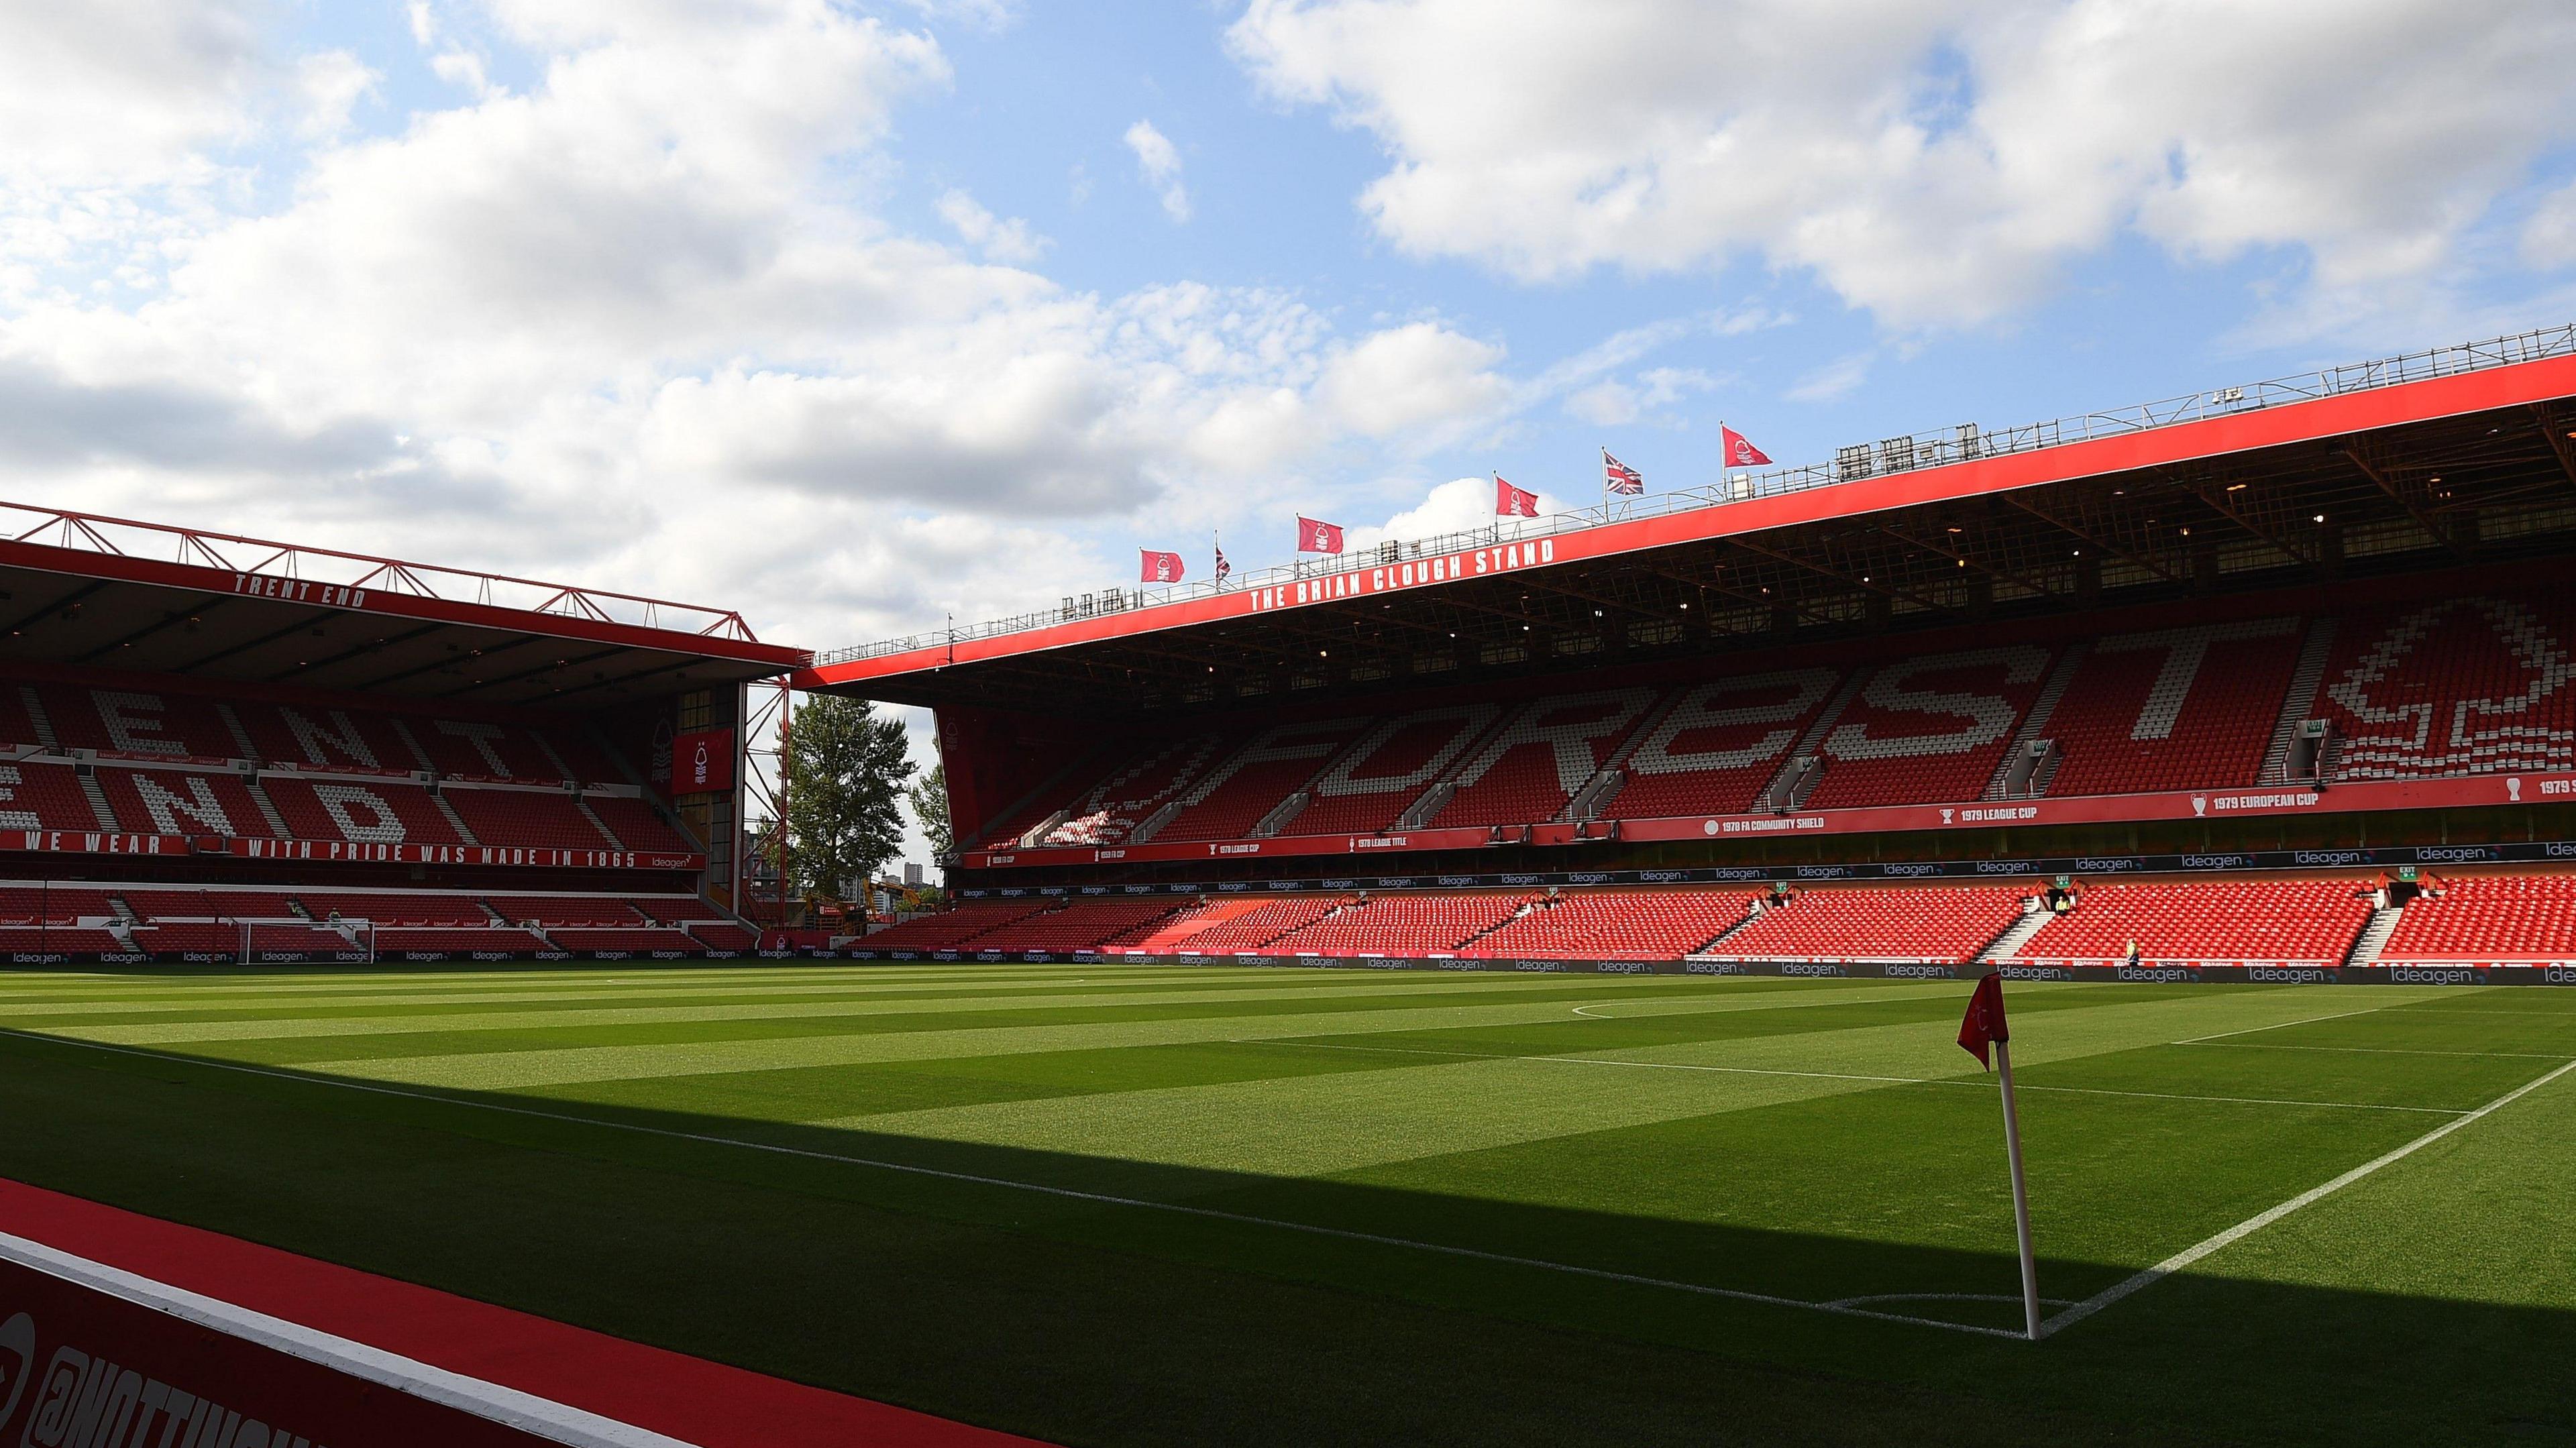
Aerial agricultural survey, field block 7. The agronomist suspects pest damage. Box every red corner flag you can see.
[1495,476,1540,517]
[1719,423,1774,469]
[1139,549,1185,583]
[1295,516,1345,553]
[1958,971,2009,1069]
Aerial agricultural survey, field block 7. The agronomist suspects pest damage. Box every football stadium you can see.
[0,321,2572,1445]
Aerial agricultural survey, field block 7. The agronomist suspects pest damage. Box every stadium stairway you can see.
[2343,901,2405,967]
[1977,907,2053,963]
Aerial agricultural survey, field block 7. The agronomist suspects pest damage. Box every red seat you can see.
[2042,620,2302,797]
[2012,880,2373,966]
[1707,887,2025,964]
[2381,875,2576,962]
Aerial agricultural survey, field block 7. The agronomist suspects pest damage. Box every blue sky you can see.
[7,0,2576,860]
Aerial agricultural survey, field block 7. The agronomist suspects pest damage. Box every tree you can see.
[779,694,910,900]
[908,760,953,857]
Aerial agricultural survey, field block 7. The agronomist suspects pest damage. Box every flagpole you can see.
[1994,1036,2042,1341]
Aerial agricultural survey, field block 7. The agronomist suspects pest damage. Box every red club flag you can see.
[1139,549,1185,583]
[1719,423,1774,469]
[1295,516,1345,553]
[1495,476,1540,517]
[1958,971,2009,1069]
[1602,451,1644,495]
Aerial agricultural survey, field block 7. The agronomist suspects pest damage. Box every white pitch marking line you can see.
[1570,1004,1617,1019]
[1827,1292,2078,1310]
[2186,1043,2575,1060]
[2171,1005,2393,1045]
[0,1231,690,1448]
[2039,1057,2576,1339]
[0,1029,2023,1341]
[1246,1040,2466,1113]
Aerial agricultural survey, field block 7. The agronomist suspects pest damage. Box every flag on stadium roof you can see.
[1602,451,1644,496]
[1495,476,1540,517]
[1213,539,1231,583]
[1719,423,1774,469]
[1140,549,1185,583]
[1957,972,2009,1069]
[1295,516,1345,553]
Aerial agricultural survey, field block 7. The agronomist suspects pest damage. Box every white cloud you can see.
[0,1,262,188]
[1786,351,1872,403]
[935,188,1049,263]
[1124,117,1191,223]
[1230,0,2576,329]
[293,51,377,140]
[1564,364,1720,426]
[2525,181,2576,270]
[1315,320,1508,441]
[430,49,496,97]
[0,1,1541,652]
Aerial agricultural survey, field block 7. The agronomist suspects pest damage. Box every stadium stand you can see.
[0,885,120,924]
[2380,875,2576,962]
[38,685,239,760]
[1430,689,1660,827]
[1293,706,1503,836]
[1155,896,1345,953]
[2010,879,2375,965]
[1595,671,1843,820]
[441,786,616,850]
[1266,891,1536,955]
[1150,718,1369,842]
[1703,887,2026,963]
[1804,649,2055,810]
[2312,592,2576,779]
[1466,887,1758,959]
[260,774,466,844]
[946,583,2576,852]
[856,898,1051,950]
[2039,620,2305,797]
[0,760,112,830]
[0,500,787,963]
[584,794,694,852]
[968,897,1185,952]
[96,766,274,837]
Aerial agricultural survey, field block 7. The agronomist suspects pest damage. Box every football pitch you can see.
[0,964,2568,1447]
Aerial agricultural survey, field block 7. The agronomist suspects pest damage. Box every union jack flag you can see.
[1603,451,1644,495]
[1214,543,1232,583]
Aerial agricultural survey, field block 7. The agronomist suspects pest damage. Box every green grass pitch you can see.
[0,964,2568,1446]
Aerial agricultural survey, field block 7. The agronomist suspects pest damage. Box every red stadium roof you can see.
[1,503,810,707]
[808,323,2576,716]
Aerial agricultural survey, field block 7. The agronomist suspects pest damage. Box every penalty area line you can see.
[0,1028,2024,1342]
[2039,1056,2576,1339]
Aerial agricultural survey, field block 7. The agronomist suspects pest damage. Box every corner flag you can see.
[1957,971,2008,1068]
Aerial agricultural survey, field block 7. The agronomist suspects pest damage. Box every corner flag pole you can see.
[1959,971,2040,1340]
[1995,1036,2041,1340]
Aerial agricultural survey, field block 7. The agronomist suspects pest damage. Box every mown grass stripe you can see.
[2039,1057,2576,1337]
[0,1025,2027,1341]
